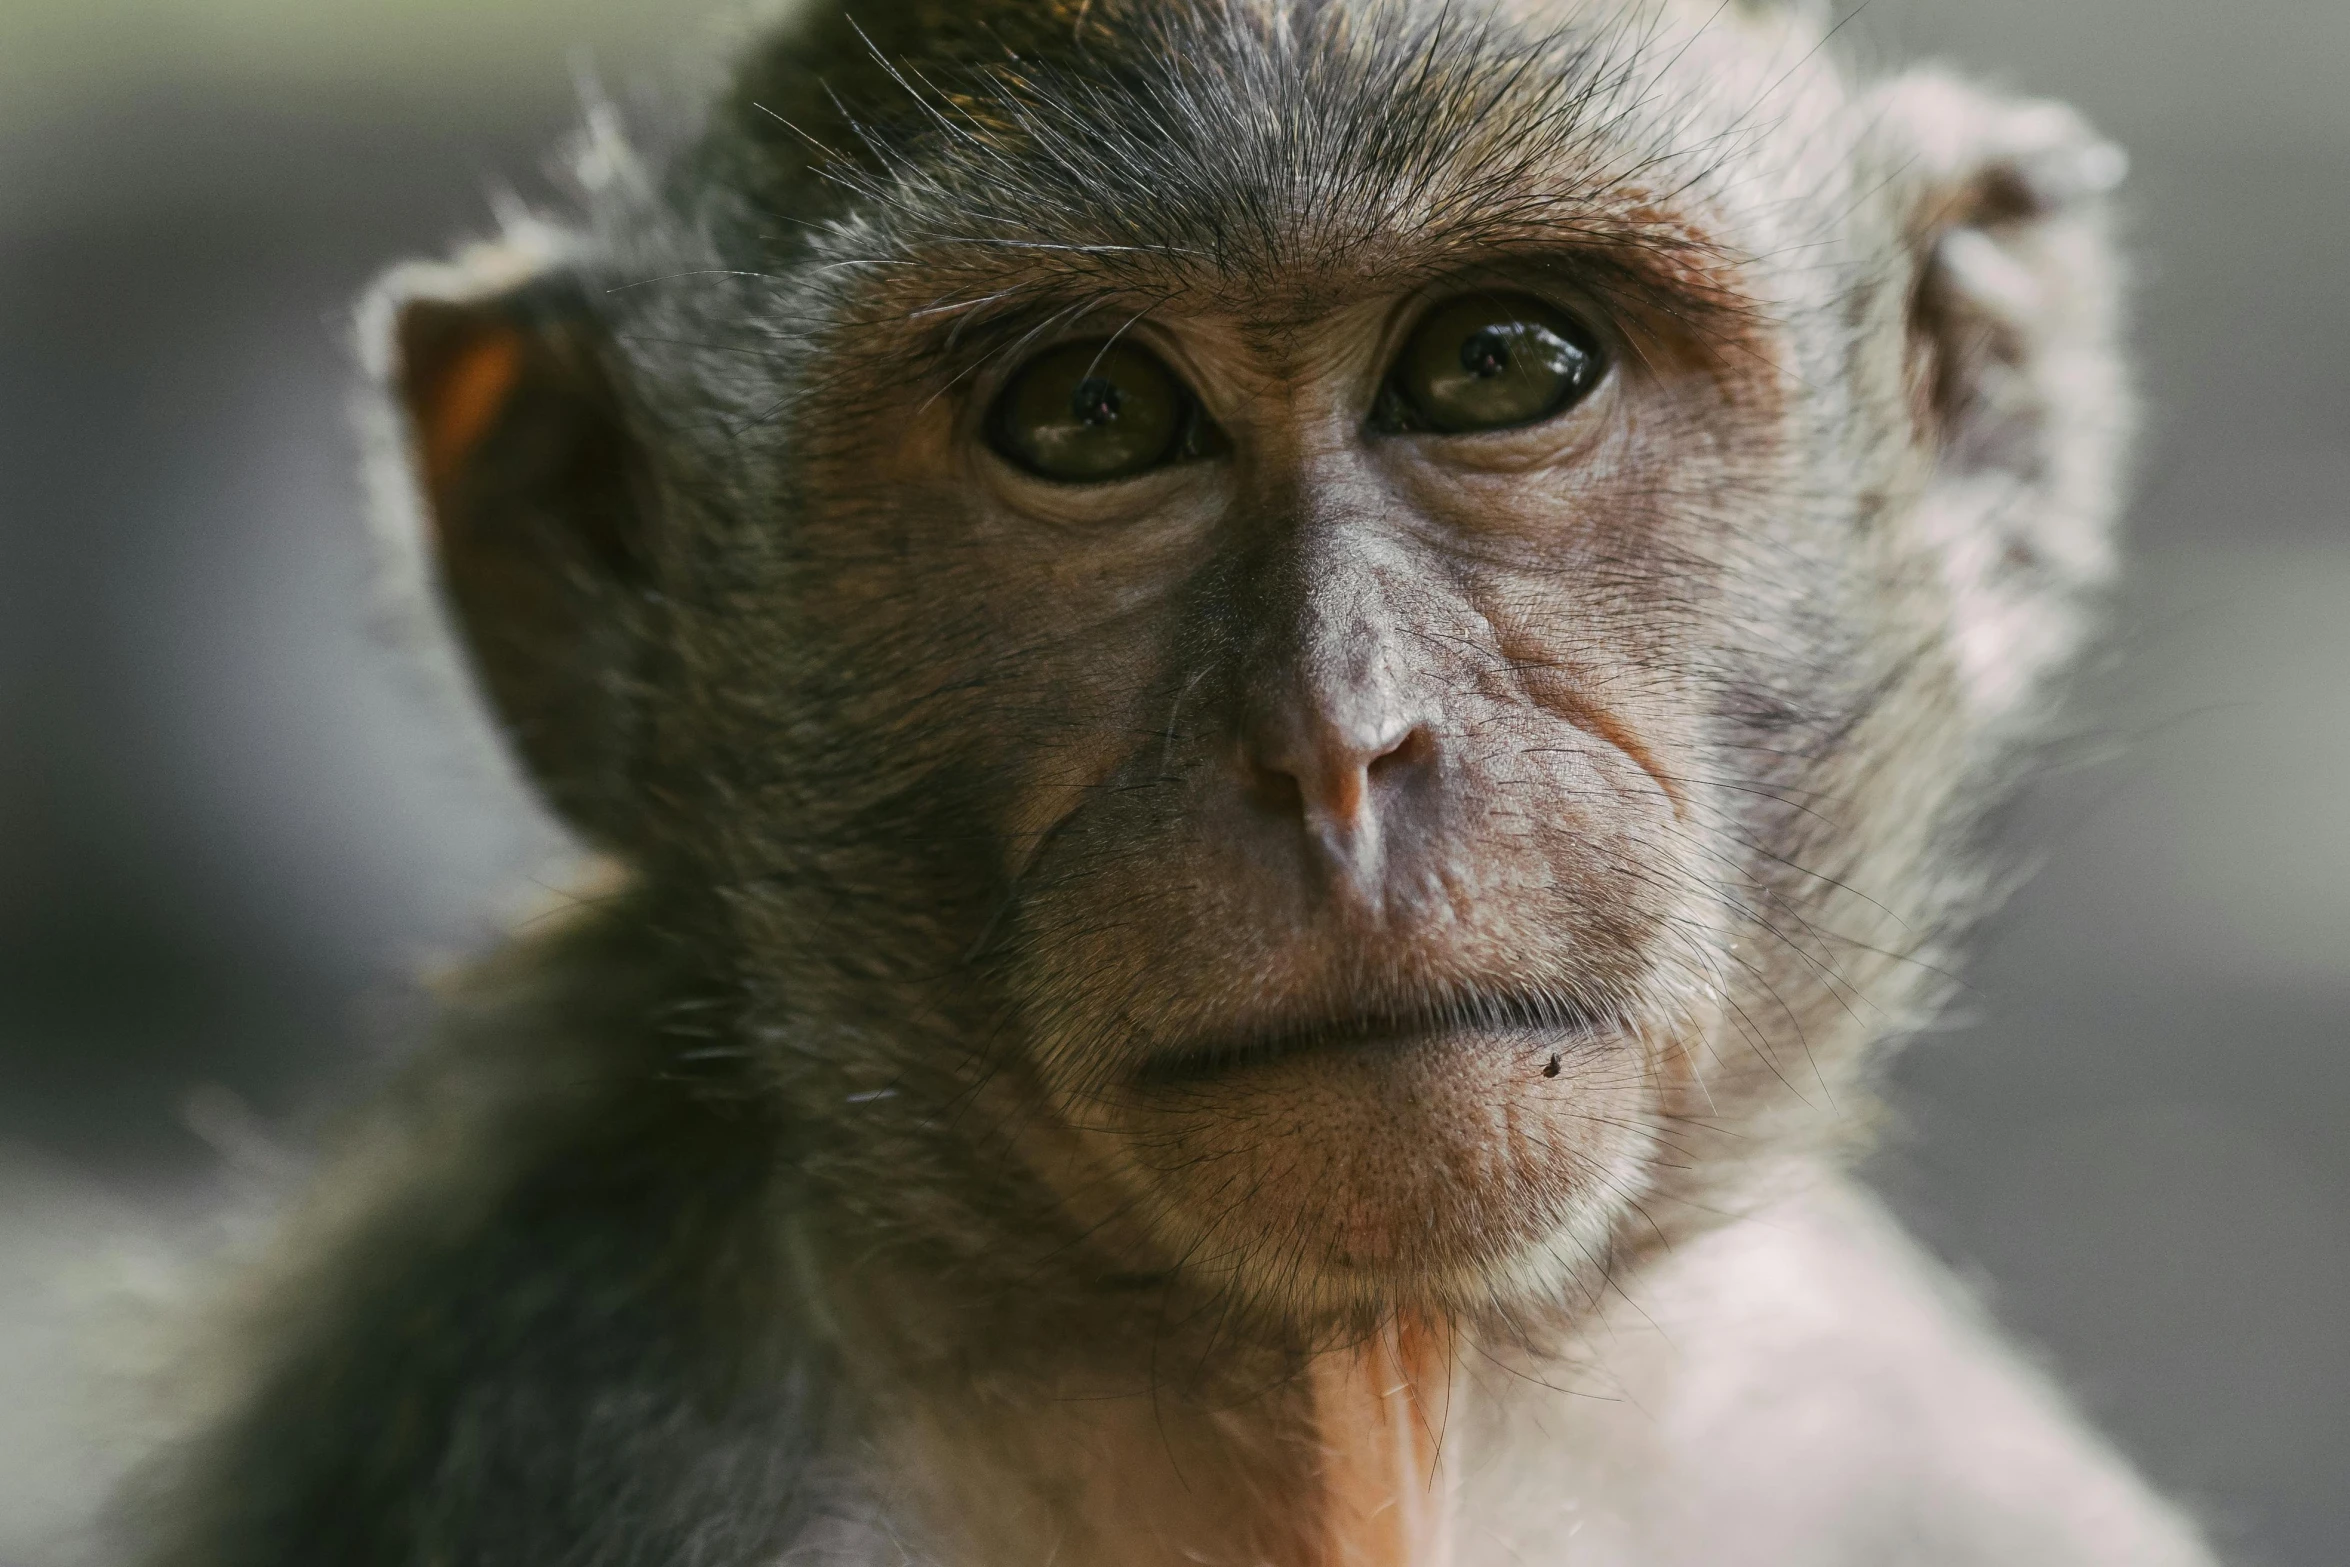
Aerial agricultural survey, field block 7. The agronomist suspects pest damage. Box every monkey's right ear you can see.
[378,247,654,849]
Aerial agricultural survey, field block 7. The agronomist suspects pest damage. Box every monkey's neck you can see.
[1308,1317,1461,1567]
[850,1285,1463,1567]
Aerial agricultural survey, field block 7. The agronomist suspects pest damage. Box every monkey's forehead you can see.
[694,0,1857,296]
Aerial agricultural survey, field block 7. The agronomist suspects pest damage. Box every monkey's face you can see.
[650,4,1909,1332]
[399,0,2124,1330]
[766,255,1777,1320]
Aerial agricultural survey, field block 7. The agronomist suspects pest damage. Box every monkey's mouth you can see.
[1132,990,1603,1087]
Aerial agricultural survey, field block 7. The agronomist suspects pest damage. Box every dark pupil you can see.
[1071,375,1122,427]
[1460,330,1511,380]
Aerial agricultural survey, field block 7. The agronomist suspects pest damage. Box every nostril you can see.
[1248,764,1306,817]
[1367,725,1434,783]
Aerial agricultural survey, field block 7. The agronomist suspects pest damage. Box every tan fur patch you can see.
[1309,1316,1459,1567]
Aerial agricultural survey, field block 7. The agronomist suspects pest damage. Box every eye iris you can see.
[1390,295,1605,434]
[988,341,1188,482]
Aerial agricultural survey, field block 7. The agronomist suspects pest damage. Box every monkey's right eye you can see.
[986,340,1206,483]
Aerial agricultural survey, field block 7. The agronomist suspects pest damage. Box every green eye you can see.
[987,340,1205,482]
[1379,295,1606,435]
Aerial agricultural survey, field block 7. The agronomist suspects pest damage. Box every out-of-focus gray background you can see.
[0,1,2342,1561]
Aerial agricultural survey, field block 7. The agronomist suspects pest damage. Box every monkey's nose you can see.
[1245,715,1435,871]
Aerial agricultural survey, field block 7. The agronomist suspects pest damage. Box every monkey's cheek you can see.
[1093,1036,1658,1317]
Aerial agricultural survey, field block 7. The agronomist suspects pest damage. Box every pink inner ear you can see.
[421,325,525,502]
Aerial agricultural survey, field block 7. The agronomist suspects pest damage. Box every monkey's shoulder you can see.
[133,908,858,1567]
[1496,1177,2218,1566]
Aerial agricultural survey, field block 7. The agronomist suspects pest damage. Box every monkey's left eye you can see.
[1375,295,1606,435]
[986,340,1210,483]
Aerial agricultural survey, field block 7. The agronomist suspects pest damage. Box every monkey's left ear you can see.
[372,242,657,850]
[1873,73,2132,722]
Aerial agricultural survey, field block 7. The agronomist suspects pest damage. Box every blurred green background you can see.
[0,1,2343,1562]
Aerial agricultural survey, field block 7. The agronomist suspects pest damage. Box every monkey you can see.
[113,0,2218,1562]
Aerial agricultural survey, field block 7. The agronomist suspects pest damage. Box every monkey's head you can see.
[384,0,2127,1332]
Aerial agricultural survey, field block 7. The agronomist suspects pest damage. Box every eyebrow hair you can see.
[833,219,1754,400]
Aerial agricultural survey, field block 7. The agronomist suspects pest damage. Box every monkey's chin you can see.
[1093,1022,1659,1323]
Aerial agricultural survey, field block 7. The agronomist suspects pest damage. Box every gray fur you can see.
[120,2,2207,1562]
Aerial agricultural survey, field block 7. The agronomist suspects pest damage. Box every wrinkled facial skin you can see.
[728,250,1784,1322]
[574,0,2012,1340]
[402,0,2120,1348]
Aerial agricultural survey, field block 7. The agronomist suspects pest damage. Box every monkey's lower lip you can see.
[1132,993,1597,1087]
